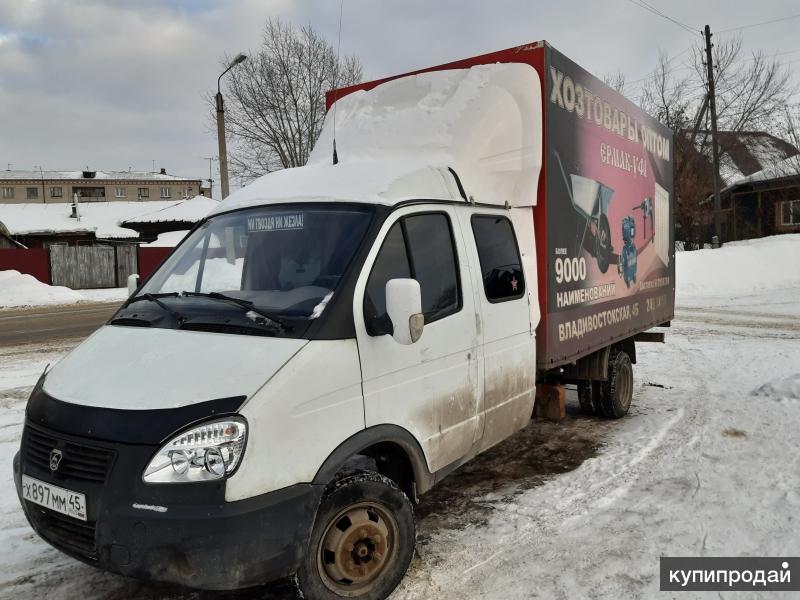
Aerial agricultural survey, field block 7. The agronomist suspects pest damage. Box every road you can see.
[0,302,121,347]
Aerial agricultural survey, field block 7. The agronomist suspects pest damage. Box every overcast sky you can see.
[2,0,799,193]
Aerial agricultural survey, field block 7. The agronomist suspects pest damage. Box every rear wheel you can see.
[296,472,415,600]
[598,349,634,418]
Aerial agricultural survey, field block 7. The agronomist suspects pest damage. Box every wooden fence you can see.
[49,245,139,289]
[1,245,171,288]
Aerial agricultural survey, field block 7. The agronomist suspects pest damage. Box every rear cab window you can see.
[470,214,525,302]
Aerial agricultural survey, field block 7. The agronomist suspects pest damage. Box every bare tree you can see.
[219,19,363,181]
[637,37,795,245]
[603,71,627,94]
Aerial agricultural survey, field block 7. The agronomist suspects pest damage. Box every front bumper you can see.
[14,424,323,591]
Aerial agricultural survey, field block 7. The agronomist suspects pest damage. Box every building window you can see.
[471,215,525,302]
[27,187,39,199]
[115,187,126,198]
[2,187,13,199]
[160,187,171,198]
[781,199,800,226]
[138,187,149,199]
[50,186,63,198]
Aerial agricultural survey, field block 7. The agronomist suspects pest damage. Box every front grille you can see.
[28,506,97,560]
[25,426,114,483]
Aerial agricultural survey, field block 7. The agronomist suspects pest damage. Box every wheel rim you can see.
[317,501,398,595]
[618,360,633,412]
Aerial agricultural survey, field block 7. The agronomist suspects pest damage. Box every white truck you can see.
[14,42,674,599]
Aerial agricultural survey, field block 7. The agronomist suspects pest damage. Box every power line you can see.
[621,43,702,92]
[624,0,700,35]
[718,12,800,33]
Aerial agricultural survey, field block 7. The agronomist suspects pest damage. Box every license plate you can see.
[21,475,87,521]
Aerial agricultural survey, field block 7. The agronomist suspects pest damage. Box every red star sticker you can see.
[511,276,519,292]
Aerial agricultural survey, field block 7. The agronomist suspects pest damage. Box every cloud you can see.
[2,0,798,189]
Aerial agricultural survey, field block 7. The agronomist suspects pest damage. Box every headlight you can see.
[143,417,247,484]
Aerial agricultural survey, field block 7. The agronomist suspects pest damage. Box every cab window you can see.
[364,213,461,335]
[471,214,524,302]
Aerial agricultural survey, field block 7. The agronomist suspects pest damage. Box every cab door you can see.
[459,207,537,453]
[353,205,482,473]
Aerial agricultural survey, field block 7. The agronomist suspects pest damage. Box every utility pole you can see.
[203,156,217,198]
[38,166,46,203]
[704,24,723,245]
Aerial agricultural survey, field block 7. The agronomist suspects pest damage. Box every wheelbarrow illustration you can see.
[553,151,613,273]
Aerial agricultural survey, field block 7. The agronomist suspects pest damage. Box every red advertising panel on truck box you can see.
[541,46,675,366]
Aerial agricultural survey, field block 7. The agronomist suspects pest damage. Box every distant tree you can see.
[218,18,363,181]
[603,71,627,94]
[636,37,795,245]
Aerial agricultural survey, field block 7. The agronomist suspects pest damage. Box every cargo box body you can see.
[330,41,675,369]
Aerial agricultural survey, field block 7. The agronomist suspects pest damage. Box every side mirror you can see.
[385,278,424,345]
[127,273,140,295]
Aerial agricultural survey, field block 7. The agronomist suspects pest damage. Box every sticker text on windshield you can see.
[247,213,304,233]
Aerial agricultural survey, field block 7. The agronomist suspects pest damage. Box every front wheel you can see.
[296,471,416,600]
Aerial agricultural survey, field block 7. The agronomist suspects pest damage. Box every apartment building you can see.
[0,169,203,204]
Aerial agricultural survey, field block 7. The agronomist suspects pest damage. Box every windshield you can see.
[137,205,372,321]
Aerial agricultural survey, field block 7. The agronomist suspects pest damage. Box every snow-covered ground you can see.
[0,270,128,309]
[0,237,798,599]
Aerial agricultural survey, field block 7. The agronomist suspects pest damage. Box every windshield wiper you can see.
[181,291,289,332]
[126,293,186,323]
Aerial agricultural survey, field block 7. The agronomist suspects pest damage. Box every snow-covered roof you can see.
[121,195,218,225]
[0,201,178,239]
[214,64,542,215]
[723,154,800,191]
[0,169,200,182]
[688,131,798,187]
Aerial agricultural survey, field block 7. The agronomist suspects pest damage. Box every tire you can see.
[595,214,611,274]
[296,471,415,600]
[577,381,601,415]
[598,349,634,419]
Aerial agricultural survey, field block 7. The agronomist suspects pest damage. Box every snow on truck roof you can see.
[213,63,542,215]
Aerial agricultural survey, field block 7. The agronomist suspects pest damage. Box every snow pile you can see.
[676,234,800,299]
[0,270,83,307]
[144,230,190,247]
[0,271,129,308]
[751,373,800,402]
[216,63,542,214]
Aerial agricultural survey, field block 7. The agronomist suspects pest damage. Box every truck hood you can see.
[42,325,307,410]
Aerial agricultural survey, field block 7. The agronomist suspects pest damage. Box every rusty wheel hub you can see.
[318,502,397,595]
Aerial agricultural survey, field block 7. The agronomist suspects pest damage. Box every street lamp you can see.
[216,52,247,200]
